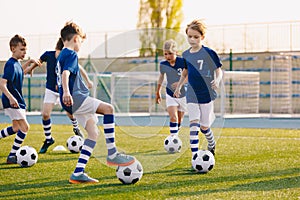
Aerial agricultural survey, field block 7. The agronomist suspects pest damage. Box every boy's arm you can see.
[211,67,223,90]
[61,70,73,106]
[23,59,43,76]
[173,68,188,98]
[155,73,164,104]
[79,65,93,89]
[0,78,19,108]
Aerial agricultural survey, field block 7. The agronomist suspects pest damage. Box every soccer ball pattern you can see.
[191,150,215,173]
[16,146,38,167]
[116,159,143,184]
[164,134,182,153]
[66,135,84,153]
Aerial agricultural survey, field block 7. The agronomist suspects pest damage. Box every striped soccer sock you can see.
[9,130,26,157]
[70,117,79,130]
[170,122,178,135]
[201,128,216,149]
[42,119,52,141]
[190,123,200,155]
[0,126,16,138]
[73,139,96,176]
[104,114,117,159]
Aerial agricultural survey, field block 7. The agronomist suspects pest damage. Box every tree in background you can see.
[137,0,184,57]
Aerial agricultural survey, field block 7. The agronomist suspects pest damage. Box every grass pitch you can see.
[0,123,299,200]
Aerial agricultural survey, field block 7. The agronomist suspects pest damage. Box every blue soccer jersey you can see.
[1,57,26,109]
[40,51,59,92]
[182,46,222,104]
[160,57,186,98]
[56,48,89,114]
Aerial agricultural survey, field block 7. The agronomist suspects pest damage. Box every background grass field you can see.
[0,123,299,200]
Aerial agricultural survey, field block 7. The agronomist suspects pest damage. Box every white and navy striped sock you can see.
[73,139,96,176]
[104,114,117,159]
[9,130,26,156]
[190,123,200,155]
[201,128,216,149]
[170,122,178,135]
[0,126,16,138]
[42,119,52,141]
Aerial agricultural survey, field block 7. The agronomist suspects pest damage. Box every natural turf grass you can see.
[0,123,299,200]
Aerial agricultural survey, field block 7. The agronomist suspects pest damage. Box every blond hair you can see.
[163,39,178,53]
[185,19,207,36]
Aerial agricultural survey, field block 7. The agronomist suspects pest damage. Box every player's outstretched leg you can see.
[104,114,135,166]
[69,139,99,184]
[39,119,55,154]
[7,130,27,164]
[201,128,216,156]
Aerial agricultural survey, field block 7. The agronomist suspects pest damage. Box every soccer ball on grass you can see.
[164,134,182,153]
[191,150,215,173]
[116,159,143,184]
[66,135,84,153]
[16,146,38,167]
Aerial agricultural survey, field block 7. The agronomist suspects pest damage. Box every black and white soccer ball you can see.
[191,150,215,173]
[164,134,182,153]
[16,146,38,167]
[66,135,84,153]
[116,159,143,184]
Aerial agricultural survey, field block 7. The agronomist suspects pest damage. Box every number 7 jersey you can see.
[182,45,222,104]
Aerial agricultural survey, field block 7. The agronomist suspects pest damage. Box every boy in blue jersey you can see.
[27,38,93,153]
[0,35,40,164]
[174,19,223,158]
[156,39,187,137]
[56,22,135,184]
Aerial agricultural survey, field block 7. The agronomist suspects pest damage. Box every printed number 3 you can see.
[197,60,203,70]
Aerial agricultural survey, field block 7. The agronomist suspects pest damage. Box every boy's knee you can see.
[22,124,30,133]
[42,112,51,120]
[104,104,114,114]
[170,116,178,122]
[200,126,208,131]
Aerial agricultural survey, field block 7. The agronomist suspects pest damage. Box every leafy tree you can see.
[137,0,184,56]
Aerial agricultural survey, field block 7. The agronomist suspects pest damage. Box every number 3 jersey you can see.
[160,57,186,98]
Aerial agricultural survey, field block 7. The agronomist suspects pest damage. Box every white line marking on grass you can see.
[221,136,300,140]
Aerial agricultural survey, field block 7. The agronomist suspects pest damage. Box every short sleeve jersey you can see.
[56,48,89,114]
[160,57,186,98]
[1,57,26,109]
[182,46,222,104]
[40,51,58,92]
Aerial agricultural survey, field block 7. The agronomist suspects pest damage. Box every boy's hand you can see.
[155,92,161,104]
[173,87,181,98]
[211,79,220,90]
[86,80,93,89]
[9,97,19,108]
[63,92,73,106]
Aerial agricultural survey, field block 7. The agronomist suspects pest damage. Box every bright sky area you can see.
[0,0,299,37]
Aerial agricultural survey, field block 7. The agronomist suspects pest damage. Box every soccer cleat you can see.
[73,128,84,138]
[6,155,17,164]
[39,138,55,154]
[107,153,135,166]
[69,173,99,184]
[208,146,215,156]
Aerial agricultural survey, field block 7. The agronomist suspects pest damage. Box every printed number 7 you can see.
[197,60,203,70]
